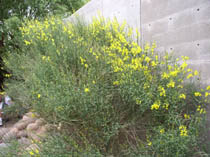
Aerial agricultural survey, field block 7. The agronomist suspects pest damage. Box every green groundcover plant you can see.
[3,16,210,156]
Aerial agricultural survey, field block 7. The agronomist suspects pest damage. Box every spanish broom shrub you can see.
[3,16,210,156]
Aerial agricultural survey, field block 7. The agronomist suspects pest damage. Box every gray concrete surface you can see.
[66,0,210,140]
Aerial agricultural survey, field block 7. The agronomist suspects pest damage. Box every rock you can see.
[27,125,48,141]
[35,118,45,126]
[26,123,39,132]
[22,115,30,121]
[22,116,37,124]
[14,122,28,130]
[28,132,41,141]
[18,137,31,146]
[36,125,48,137]
[0,128,10,139]
[17,130,28,138]
[2,127,18,142]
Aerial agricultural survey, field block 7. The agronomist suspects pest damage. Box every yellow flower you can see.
[177,85,183,88]
[206,86,210,90]
[187,73,193,79]
[194,70,198,76]
[205,92,209,97]
[160,129,165,134]
[24,40,31,45]
[187,68,192,72]
[29,151,34,155]
[180,62,188,69]
[179,94,186,99]
[184,114,190,119]
[194,92,202,97]
[181,56,189,60]
[80,57,86,65]
[167,80,175,88]
[35,149,39,154]
[84,64,88,68]
[148,141,152,146]
[113,81,119,85]
[158,86,166,97]
[179,125,188,136]
[199,108,206,114]
[170,70,179,77]
[197,105,201,111]
[31,113,36,118]
[151,61,157,67]
[163,103,169,110]
[84,88,90,93]
[136,99,142,105]
[5,74,12,77]
[42,56,46,60]
[151,102,160,110]
[145,56,151,63]
[37,94,41,98]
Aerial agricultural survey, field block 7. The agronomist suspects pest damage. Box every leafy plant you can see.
[3,16,210,156]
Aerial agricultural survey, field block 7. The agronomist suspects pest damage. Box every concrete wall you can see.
[65,0,210,84]
[65,0,210,138]
[141,0,210,85]
[65,0,141,30]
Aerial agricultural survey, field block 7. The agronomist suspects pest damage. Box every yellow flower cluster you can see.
[179,125,188,136]
[197,105,206,114]
[179,94,186,99]
[194,92,202,97]
[84,88,90,93]
[184,114,190,119]
[42,56,50,61]
[163,103,169,110]
[37,94,41,98]
[151,101,160,110]
[159,86,166,97]
[29,148,39,157]
[5,74,12,78]
[160,128,165,134]
[167,80,175,88]
[80,57,88,68]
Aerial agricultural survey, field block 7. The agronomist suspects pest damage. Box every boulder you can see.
[18,137,31,146]
[17,130,28,138]
[0,128,10,139]
[27,132,41,141]
[2,127,18,142]
[26,123,39,132]
[14,122,28,131]
[36,125,48,137]
[35,118,45,126]
[22,116,37,124]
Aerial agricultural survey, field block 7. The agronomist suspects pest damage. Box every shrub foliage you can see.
[3,16,210,156]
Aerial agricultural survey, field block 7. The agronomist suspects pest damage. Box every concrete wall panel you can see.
[141,0,208,23]
[102,0,140,29]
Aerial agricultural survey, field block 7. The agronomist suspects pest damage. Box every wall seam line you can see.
[140,0,143,47]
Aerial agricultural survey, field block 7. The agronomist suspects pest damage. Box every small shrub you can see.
[3,16,210,156]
